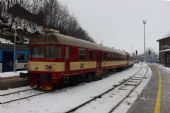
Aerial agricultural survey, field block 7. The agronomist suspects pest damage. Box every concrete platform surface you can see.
[127,64,170,113]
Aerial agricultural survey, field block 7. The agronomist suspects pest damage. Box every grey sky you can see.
[59,0,170,54]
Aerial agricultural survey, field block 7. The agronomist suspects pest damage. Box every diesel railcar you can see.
[22,29,134,90]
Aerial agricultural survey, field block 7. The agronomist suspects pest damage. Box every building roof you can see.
[157,36,170,42]
[160,49,170,52]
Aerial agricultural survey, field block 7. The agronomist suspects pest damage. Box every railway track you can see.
[64,65,149,113]
[0,65,147,108]
[0,87,32,96]
[0,88,46,104]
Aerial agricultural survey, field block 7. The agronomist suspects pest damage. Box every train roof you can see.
[30,31,127,55]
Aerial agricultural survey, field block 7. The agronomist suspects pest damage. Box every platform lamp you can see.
[143,20,147,63]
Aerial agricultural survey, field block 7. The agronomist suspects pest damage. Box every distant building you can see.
[157,36,170,67]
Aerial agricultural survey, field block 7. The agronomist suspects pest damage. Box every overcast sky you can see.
[59,0,170,54]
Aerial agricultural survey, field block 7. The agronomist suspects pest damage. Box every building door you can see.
[3,51,14,72]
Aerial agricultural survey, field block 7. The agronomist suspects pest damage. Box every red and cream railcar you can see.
[127,53,135,67]
[26,30,131,90]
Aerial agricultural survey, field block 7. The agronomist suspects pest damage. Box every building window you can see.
[78,48,86,61]
[88,49,94,61]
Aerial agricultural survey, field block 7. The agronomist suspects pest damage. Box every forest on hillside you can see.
[0,0,94,44]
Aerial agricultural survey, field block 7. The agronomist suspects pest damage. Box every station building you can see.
[0,33,29,72]
[157,36,170,67]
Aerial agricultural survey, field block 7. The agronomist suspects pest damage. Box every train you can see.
[0,43,29,72]
[21,29,135,91]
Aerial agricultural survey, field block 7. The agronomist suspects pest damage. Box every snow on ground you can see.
[0,64,151,113]
[112,65,152,113]
[0,86,31,95]
[159,64,170,71]
[0,71,27,78]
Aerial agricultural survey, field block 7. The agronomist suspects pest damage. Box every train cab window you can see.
[31,47,44,58]
[65,47,69,59]
[88,49,94,61]
[78,48,86,61]
[45,46,62,59]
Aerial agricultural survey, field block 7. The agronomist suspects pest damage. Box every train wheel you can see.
[86,74,95,82]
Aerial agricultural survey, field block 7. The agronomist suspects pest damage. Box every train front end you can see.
[26,32,64,91]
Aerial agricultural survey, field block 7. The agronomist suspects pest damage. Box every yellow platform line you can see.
[154,67,162,113]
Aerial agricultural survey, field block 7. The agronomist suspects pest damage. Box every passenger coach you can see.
[23,29,134,90]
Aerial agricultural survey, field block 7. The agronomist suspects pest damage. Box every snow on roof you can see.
[0,37,13,44]
[160,49,170,52]
[157,36,170,42]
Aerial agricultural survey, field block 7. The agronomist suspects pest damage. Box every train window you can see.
[78,48,86,61]
[45,46,62,59]
[108,53,112,60]
[102,52,107,60]
[88,49,94,61]
[31,47,44,58]
[65,47,69,59]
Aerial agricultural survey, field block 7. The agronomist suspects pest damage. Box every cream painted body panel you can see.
[29,61,65,72]
[128,61,135,65]
[101,61,127,67]
[28,60,128,72]
[70,62,96,71]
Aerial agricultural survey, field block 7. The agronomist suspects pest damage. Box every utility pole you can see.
[143,20,147,63]
[14,21,17,72]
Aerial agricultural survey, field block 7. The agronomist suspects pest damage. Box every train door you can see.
[65,47,70,73]
[2,51,14,72]
[96,51,102,75]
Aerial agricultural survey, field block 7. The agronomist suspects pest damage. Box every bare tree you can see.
[0,0,95,43]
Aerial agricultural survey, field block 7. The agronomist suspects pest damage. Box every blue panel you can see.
[16,49,30,63]
[0,49,3,62]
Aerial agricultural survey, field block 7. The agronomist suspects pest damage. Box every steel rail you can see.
[0,88,32,96]
[108,66,149,113]
[0,90,46,104]
[64,65,143,113]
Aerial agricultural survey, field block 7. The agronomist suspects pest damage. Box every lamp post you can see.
[143,20,147,63]
[14,21,17,72]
